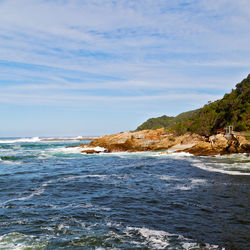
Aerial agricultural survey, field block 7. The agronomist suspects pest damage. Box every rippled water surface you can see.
[0,137,249,249]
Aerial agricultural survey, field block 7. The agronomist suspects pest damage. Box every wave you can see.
[0,155,37,161]
[0,232,48,249]
[158,174,208,191]
[49,146,83,155]
[0,158,23,165]
[98,151,250,176]
[97,151,193,158]
[190,155,250,176]
[0,137,41,144]
[125,226,222,249]
[80,146,107,153]
[40,136,92,142]
[0,135,93,144]
[173,178,208,191]
[191,162,250,176]
[47,146,106,156]
[0,180,52,208]
[0,226,223,250]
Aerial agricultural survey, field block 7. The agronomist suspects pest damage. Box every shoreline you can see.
[75,128,250,156]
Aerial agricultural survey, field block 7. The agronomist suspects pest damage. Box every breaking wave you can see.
[0,137,41,144]
[189,154,250,176]
[125,226,222,249]
[0,232,48,249]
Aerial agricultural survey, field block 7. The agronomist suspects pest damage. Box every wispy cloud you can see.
[0,0,249,135]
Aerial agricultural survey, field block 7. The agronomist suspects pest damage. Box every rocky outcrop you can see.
[76,129,249,155]
[81,129,203,152]
[182,134,250,156]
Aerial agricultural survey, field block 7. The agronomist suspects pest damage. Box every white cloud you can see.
[0,0,249,106]
[0,90,221,108]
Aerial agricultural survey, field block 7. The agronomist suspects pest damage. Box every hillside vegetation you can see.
[136,109,200,131]
[136,75,250,136]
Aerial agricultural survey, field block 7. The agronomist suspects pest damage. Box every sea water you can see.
[0,137,249,249]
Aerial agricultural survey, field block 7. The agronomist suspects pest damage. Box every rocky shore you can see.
[181,134,250,156]
[78,128,250,156]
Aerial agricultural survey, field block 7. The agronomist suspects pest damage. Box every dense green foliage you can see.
[136,115,175,131]
[136,109,200,131]
[136,75,250,136]
[172,75,250,136]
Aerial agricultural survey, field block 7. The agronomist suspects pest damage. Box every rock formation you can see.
[181,134,250,156]
[80,128,203,153]
[77,129,250,156]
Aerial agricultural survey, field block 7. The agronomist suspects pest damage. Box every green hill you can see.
[136,115,175,131]
[173,74,250,136]
[136,75,250,136]
[136,109,200,131]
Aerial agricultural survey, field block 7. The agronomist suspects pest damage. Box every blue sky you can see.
[0,0,249,137]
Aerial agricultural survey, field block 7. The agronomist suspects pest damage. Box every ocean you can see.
[0,137,249,249]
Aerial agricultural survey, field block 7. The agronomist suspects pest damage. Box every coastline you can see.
[75,128,250,156]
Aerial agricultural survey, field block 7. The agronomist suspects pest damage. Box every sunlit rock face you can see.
[183,135,250,156]
[80,129,249,155]
[83,128,202,152]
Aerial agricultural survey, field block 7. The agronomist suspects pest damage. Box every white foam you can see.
[81,146,107,153]
[190,178,206,184]
[48,145,106,155]
[166,151,193,157]
[37,153,53,159]
[0,159,23,165]
[101,151,193,158]
[40,226,54,231]
[40,135,93,142]
[214,153,249,159]
[158,174,208,190]
[0,232,48,249]
[159,175,180,181]
[125,226,222,249]
[0,220,26,227]
[0,137,41,144]
[172,179,207,191]
[60,174,107,181]
[49,146,83,154]
[174,184,192,191]
[191,161,250,176]
[0,180,53,207]
[126,226,172,249]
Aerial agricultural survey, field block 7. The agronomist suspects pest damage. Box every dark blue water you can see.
[0,137,249,249]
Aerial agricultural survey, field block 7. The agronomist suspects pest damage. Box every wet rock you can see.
[81,150,101,154]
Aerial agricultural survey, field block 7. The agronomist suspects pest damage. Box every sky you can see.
[0,0,249,137]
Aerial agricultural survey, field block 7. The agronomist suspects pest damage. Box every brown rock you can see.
[81,150,101,154]
[183,134,250,156]
[183,141,215,156]
[86,129,203,152]
[209,134,228,151]
[75,127,249,155]
[227,136,250,153]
